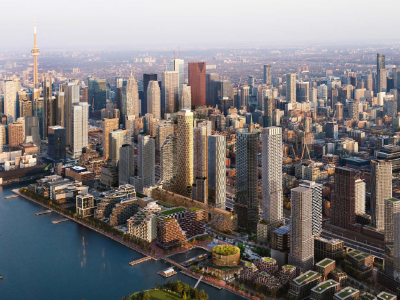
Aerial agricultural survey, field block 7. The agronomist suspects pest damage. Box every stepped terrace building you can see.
[109,198,139,227]
[289,270,322,300]
[127,202,162,242]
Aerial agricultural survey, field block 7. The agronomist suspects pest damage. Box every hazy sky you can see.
[2,0,400,50]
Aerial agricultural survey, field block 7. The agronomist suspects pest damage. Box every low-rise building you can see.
[333,287,359,300]
[314,236,345,261]
[377,292,397,300]
[109,198,139,227]
[315,258,336,280]
[76,194,95,217]
[311,280,340,300]
[345,250,374,279]
[127,201,162,242]
[289,270,322,300]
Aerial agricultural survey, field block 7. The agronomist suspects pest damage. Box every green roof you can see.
[336,287,358,299]
[283,265,295,269]
[156,200,174,208]
[313,280,338,293]
[160,207,185,216]
[378,292,396,300]
[348,250,370,260]
[388,198,400,202]
[295,271,319,285]
[189,207,202,211]
[317,258,335,267]
[262,257,275,262]
[213,245,240,256]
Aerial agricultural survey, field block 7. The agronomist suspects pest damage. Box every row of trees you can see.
[156,280,208,300]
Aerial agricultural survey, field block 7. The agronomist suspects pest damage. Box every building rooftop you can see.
[377,292,397,300]
[347,250,371,260]
[387,198,400,202]
[159,207,186,216]
[317,258,335,267]
[335,287,359,299]
[294,270,319,285]
[312,280,339,294]
[262,257,276,263]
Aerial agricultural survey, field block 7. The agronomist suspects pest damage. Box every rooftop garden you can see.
[378,292,396,300]
[317,258,335,267]
[314,280,337,293]
[156,200,174,208]
[212,245,239,256]
[262,257,275,262]
[295,271,318,284]
[348,250,370,260]
[189,207,202,211]
[283,265,295,269]
[388,198,400,202]
[337,287,357,299]
[159,207,186,216]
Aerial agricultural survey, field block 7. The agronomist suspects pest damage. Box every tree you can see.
[199,289,208,300]
[143,292,150,300]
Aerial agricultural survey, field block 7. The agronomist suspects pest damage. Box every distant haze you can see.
[2,0,400,50]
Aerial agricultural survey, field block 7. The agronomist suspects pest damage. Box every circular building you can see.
[212,245,240,266]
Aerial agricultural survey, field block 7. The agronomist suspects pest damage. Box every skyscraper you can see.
[125,74,140,119]
[65,83,80,146]
[261,127,283,225]
[235,131,259,230]
[180,84,191,110]
[377,53,386,93]
[175,110,194,197]
[3,79,17,124]
[108,129,127,166]
[48,126,66,161]
[208,135,226,209]
[240,85,250,107]
[299,181,323,236]
[188,62,206,108]
[147,81,161,119]
[286,73,296,103]
[55,92,65,127]
[384,197,400,277]
[263,96,273,127]
[370,160,392,232]
[248,76,255,94]
[160,134,176,184]
[71,102,89,158]
[263,65,272,85]
[8,122,24,147]
[136,135,155,190]
[206,73,219,107]
[88,75,107,113]
[118,144,134,185]
[168,58,185,94]
[31,17,40,89]
[289,186,314,273]
[162,71,179,114]
[296,81,309,103]
[42,77,53,138]
[326,122,338,139]
[142,74,157,116]
[102,118,119,160]
[193,123,208,203]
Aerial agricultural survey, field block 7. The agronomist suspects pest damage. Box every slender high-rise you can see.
[235,131,259,230]
[71,102,89,158]
[286,73,296,103]
[102,118,119,160]
[162,71,179,114]
[208,135,226,209]
[180,84,191,110]
[65,83,80,146]
[125,73,140,119]
[4,80,17,124]
[168,58,185,94]
[263,65,272,85]
[31,17,40,89]
[142,74,157,116]
[160,135,176,184]
[263,96,273,127]
[299,181,323,236]
[261,127,283,225]
[43,77,53,138]
[370,160,392,232]
[377,53,386,93]
[188,62,206,108]
[136,135,155,190]
[193,123,208,203]
[289,186,314,273]
[384,198,400,277]
[147,81,161,119]
[175,110,194,197]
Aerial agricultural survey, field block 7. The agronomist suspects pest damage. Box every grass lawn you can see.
[147,290,182,300]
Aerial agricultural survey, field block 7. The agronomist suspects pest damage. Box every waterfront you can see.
[0,183,245,300]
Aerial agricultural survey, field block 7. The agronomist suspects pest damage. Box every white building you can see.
[71,102,88,158]
[208,135,226,209]
[299,180,323,236]
[4,79,17,124]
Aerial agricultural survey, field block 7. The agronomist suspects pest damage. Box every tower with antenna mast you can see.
[31,16,40,89]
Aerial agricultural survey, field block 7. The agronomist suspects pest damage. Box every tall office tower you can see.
[304,117,312,133]
[108,129,127,166]
[215,80,233,102]
[8,122,24,147]
[377,53,386,92]
[25,116,41,146]
[20,99,32,118]
[81,86,88,103]
[147,81,161,119]
[0,124,3,153]
[102,118,119,160]
[392,67,400,89]
[31,17,40,89]
[384,198,400,277]
[384,99,397,118]
[118,144,134,185]
[162,71,179,114]
[335,102,343,121]
[309,87,317,103]
[348,101,360,120]
[4,79,17,124]
[180,84,192,110]
[317,84,328,101]
[331,167,358,230]
[193,124,209,203]
[261,127,283,225]
[168,58,185,93]
[33,97,44,136]
[248,76,255,94]
[208,135,226,209]
[125,73,140,119]
[289,186,314,273]
[286,73,296,103]
[156,120,174,151]
[370,160,392,231]
[142,74,157,116]
[365,74,373,91]
[54,92,65,127]
[263,65,272,85]
[87,75,107,112]
[206,73,219,107]
[235,132,259,230]
[299,181,322,236]
[137,135,155,189]
[65,83,80,146]
[160,135,176,184]
[263,96,273,127]
[259,85,272,108]
[42,77,53,138]
[326,122,338,139]
[71,102,89,158]
[188,62,206,108]
[240,85,250,107]
[355,179,366,214]
[296,81,309,103]
[175,110,194,197]
[48,126,66,161]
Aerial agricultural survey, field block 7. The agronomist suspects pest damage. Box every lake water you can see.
[0,183,244,300]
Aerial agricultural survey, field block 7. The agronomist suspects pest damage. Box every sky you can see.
[1,0,400,50]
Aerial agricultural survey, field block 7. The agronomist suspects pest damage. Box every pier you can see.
[194,275,203,288]
[5,195,18,199]
[52,218,69,224]
[129,256,152,266]
[35,210,52,216]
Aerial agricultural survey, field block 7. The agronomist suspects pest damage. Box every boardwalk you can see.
[129,257,152,266]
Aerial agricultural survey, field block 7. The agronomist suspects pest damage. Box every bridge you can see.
[194,275,203,288]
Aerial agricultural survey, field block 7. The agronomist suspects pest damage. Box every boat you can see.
[0,275,3,280]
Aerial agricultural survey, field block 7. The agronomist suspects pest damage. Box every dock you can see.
[35,210,52,216]
[158,267,177,278]
[129,256,152,266]
[52,218,69,224]
[5,195,18,199]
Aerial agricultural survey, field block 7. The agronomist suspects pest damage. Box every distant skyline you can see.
[1,0,400,50]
